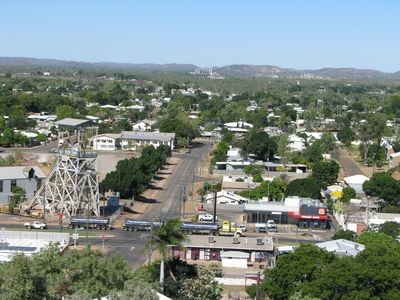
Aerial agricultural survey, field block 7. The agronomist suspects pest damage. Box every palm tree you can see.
[146,218,186,292]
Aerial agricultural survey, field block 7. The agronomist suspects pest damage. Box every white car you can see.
[198,214,218,222]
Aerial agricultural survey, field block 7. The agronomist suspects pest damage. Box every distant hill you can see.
[0,57,197,73]
[0,57,399,79]
[216,64,400,79]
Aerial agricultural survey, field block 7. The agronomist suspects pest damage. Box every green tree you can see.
[331,230,357,241]
[240,178,285,201]
[378,221,400,239]
[146,219,186,293]
[56,105,76,120]
[363,172,400,206]
[262,244,336,300]
[0,255,35,300]
[341,186,356,203]
[179,265,224,300]
[9,186,26,213]
[319,132,336,153]
[304,140,323,165]
[311,161,340,188]
[243,164,265,177]
[337,127,355,146]
[285,178,322,199]
[241,130,276,161]
[8,104,27,129]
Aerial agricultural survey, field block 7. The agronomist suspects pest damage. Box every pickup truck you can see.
[24,221,47,230]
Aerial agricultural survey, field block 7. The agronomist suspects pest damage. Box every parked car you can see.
[24,221,47,230]
[266,220,275,228]
[268,224,278,232]
[198,214,218,222]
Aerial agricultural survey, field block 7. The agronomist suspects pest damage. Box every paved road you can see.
[141,141,211,221]
[105,141,211,267]
[338,148,365,177]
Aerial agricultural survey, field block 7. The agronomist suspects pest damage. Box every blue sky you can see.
[0,1,399,72]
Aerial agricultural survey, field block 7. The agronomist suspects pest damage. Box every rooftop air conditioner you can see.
[208,236,215,243]
[233,237,240,244]
[257,238,264,245]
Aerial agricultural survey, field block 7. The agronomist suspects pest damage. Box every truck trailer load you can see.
[69,216,111,230]
[181,222,219,235]
[123,219,161,231]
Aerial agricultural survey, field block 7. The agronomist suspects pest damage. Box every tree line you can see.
[259,231,400,300]
[100,145,170,198]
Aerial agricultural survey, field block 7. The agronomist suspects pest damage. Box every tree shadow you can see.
[147,184,163,190]
[153,175,166,181]
[157,172,172,175]
[135,195,160,203]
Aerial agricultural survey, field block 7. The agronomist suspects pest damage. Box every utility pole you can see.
[213,191,217,223]
[178,187,182,221]
[182,186,186,219]
[191,171,195,201]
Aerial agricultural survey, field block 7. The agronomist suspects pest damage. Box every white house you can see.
[91,134,120,151]
[224,121,253,130]
[132,121,151,131]
[204,190,248,205]
[287,134,306,152]
[316,239,365,257]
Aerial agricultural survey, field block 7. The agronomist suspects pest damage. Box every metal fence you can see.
[0,230,70,243]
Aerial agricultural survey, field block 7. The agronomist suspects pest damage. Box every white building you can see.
[344,174,369,194]
[287,134,306,152]
[316,239,365,257]
[91,133,120,151]
[120,131,175,151]
[204,190,248,205]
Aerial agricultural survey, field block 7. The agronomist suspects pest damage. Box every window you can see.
[11,180,17,189]
[0,180,3,193]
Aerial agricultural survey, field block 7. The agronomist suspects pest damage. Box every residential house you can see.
[91,134,120,151]
[132,121,151,131]
[204,190,248,205]
[316,239,365,257]
[0,166,47,205]
[287,134,306,152]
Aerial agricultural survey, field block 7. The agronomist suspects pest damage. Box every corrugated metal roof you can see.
[55,118,89,127]
[121,131,175,142]
[0,166,46,180]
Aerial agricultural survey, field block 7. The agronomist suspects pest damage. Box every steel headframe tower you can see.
[27,118,100,218]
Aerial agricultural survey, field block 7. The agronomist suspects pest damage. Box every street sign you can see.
[72,233,79,240]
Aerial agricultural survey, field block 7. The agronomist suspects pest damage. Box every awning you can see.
[288,212,328,220]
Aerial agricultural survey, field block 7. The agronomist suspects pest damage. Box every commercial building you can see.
[244,196,329,229]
